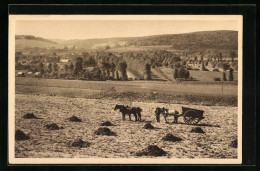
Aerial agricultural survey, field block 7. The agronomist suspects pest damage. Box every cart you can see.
[167,106,205,125]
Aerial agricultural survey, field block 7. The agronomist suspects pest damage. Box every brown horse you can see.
[114,105,142,121]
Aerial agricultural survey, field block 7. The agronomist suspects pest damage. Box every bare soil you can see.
[15,94,238,158]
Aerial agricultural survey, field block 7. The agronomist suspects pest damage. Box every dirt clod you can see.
[94,127,117,136]
[71,139,91,148]
[143,123,154,129]
[162,133,182,142]
[68,116,82,122]
[229,139,237,148]
[191,127,205,134]
[136,145,167,157]
[100,121,114,126]
[23,113,40,119]
[15,130,30,141]
[45,123,60,130]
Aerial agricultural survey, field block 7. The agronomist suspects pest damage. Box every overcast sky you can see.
[16,20,238,40]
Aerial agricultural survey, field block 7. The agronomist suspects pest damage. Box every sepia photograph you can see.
[8,15,242,164]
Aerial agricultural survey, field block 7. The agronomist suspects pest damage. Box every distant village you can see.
[15,45,238,81]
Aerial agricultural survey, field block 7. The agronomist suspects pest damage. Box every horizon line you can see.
[15,29,238,41]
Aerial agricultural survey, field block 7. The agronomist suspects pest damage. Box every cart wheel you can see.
[183,110,200,125]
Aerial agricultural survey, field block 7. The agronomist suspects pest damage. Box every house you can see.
[17,72,25,77]
[60,59,71,63]
[27,72,33,75]
[34,72,41,77]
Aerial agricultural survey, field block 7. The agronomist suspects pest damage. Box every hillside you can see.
[15,30,238,51]
[15,35,62,49]
[126,30,238,50]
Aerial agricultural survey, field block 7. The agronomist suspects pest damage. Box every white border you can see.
[8,15,243,164]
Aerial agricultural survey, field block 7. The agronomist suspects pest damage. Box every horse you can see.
[114,105,142,121]
[155,107,168,123]
[168,109,180,123]
[155,107,179,123]
[131,107,142,121]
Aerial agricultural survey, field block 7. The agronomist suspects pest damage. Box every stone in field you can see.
[94,127,117,136]
[229,139,237,148]
[23,113,40,119]
[191,127,205,134]
[161,133,182,142]
[68,115,82,122]
[71,139,91,148]
[143,123,154,129]
[100,121,114,126]
[136,145,167,157]
[45,123,60,130]
[15,130,30,141]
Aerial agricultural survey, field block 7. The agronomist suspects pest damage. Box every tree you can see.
[118,62,128,80]
[181,60,187,67]
[84,56,96,67]
[173,62,181,68]
[229,68,234,81]
[48,63,52,73]
[74,57,83,76]
[109,63,116,79]
[39,62,44,69]
[222,63,230,71]
[178,68,186,80]
[229,51,236,58]
[200,55,203,62]
[173,68,178,80]
[116,70,120,80]
[229,51,236,62]
[200,63,205,71]
[64,64,69,73]
[98,61,111,79]
[222,72,227,81]
[69,63,74,73]
[144,63,151,80]
[40,68,45,77]
[217,52,223,61]
[185,70,190,80]
[53,63,58,72]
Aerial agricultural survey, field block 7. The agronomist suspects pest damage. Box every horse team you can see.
[114,105,179,123]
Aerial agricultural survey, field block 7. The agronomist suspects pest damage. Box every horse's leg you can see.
[155,114,159,122]
[163,114,168,123]
[175,116,178,123]
[122,112,126,120]
[128,114,131,121]
[138,113,141,121]
[134,113,137,121]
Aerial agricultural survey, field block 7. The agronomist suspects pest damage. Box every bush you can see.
[229,68,234,81]
[136,145,167,157]
[178,68,186,79]
[222,72,227,81]
[173,68,178,80]
[189,76,194,81]
[185,70,190,80]
[143,63,151,80]
[213,78,221,81]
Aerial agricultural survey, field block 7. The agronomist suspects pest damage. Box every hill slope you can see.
[15,30,238,51]
[127,30,238,50]
[15,35,62,49]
